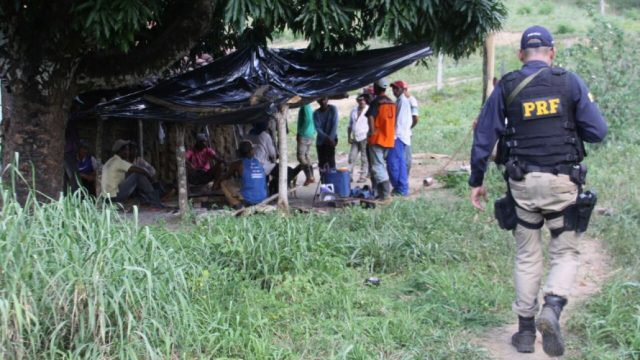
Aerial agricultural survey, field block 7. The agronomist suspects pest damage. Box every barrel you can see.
[324,168,351,197]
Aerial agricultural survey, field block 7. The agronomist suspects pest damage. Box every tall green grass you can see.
[0,181,517,358]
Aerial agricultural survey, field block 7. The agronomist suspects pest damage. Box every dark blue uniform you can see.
[469,60,608,187]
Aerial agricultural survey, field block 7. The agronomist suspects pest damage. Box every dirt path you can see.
[476,236,612,359]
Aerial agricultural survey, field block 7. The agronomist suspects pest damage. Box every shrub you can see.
[556,24,575,34]
[517,6,531,15]
[538,3,554,15]
[559,13,640,141]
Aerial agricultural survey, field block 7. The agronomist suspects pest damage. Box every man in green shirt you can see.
[297,103,316,185]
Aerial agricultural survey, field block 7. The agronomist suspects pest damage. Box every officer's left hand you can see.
[470,186,488,211]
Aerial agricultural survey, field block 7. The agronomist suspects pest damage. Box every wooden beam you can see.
[175,124,188,216]
[276,105,289,213]
[95,118,104,195]
[137,119,144,156]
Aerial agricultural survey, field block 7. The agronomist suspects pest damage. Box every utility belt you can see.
[504,159,587,185]
[494,161,597,235]
[494,189,597,235]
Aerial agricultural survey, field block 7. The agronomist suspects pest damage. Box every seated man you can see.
[127,142,156,178]
[186,133,225,186]
[245,122,276,175]
[100,139,163,208]
[220,141,268,209]
[127,142,175,200]
[64,140,99,195]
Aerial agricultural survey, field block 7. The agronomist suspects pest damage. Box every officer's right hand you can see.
[470,186,488,211]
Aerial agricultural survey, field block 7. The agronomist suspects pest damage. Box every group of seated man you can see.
[64,124,289,210]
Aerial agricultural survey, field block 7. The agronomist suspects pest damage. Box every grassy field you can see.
[1,0,639,358]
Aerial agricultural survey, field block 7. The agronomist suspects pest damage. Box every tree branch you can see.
[74,0,215,92]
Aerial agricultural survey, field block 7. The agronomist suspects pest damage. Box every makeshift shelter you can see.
[93,43,433,214]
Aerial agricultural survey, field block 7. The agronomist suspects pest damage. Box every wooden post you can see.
[94,118,104,195]
[436,52,444,91]
[482,32,496,104]
[175,124,188,216]
[137,119,144,156]
[95,118,103,161]
[276,105,289,213]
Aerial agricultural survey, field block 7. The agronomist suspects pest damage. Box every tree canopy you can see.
[1,0,506,92]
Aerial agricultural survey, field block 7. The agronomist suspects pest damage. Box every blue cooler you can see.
[324,168,351,197]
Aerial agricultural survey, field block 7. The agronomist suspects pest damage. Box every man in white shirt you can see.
[387,80,411,195]
[407,93,419,175]
[347,93,369,182]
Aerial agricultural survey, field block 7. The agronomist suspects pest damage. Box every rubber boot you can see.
[376,180,391,201]
[511,316,536,353]
[536,295,567,357]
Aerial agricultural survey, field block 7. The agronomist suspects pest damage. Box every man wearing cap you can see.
[186,133,225,186]
[101,140,163,207]
[366,78,396,200]
[388,80,412,196]
[407,88,420,175]
[220,140,268,210]
[469,26,608,356]
[347,94,369,183]
[313,97,339,171]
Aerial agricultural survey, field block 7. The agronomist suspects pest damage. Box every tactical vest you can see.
[499,67,584,168]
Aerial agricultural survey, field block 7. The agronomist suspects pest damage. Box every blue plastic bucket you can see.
[324,168,351,197]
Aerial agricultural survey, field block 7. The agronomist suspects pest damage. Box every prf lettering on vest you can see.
[522,97,562,119]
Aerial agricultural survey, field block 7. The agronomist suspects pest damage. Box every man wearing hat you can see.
[468,26,608,356]
[186,133,225,186]
[366,78,396,200]
[388,80,412,196]
[101,140,163,207]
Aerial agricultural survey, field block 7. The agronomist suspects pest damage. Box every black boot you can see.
[512,316,536,353]
[536,295,567,357]
[376,180,391,200]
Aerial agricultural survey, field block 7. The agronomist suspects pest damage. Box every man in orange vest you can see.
[366,78,396,200]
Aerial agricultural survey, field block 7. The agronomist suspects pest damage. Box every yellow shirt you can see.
[101,155,132,197]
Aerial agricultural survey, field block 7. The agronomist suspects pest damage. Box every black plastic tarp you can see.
[95,43,432,125]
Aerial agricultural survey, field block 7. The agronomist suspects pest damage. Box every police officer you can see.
[469,26,608,356]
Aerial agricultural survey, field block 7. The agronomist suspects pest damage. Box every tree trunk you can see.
[1,88,71,202]
[175,125,188,216]
[600,0,606,15]
[1,80,8,154]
